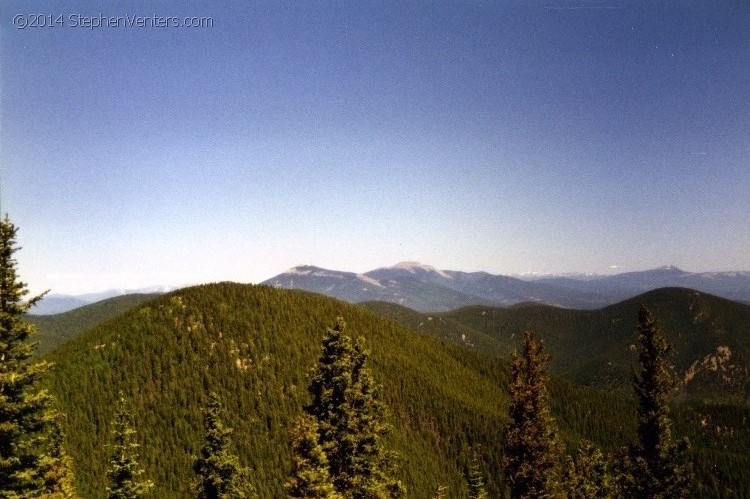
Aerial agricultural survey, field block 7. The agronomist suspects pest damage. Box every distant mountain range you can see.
[29,285,175,315]
[30,263,750,315]
[263,262,750,312]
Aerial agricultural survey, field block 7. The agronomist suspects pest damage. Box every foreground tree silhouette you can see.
[0,216,68,495]
[106,396,153,499]
[193,393,254,498]
[616,307,692,498]
[501,330,561,499]
[299,318,404,498]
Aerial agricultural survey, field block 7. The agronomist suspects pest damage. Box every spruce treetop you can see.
[633,306,677,458]
[616,306,692,498]
[193,392,254,499]
[502,330,561,499]
[467,452,488,499]
[106,395,153,499]
[0,216,57,495]
[0,216,46,368]
[303,317,404,498]
[562,440,616,499]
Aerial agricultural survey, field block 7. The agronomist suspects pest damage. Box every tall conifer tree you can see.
[303,318,404,498]
[0,216,59,496]
[501,330,561,499]
[106,396,153,499]
[616,307,692,498]
[193,393,254,499]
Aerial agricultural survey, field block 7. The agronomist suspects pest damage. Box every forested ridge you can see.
[362,288,750,401]
[45,284,509,497]
[28,293,160,355]
[35,283,748,497]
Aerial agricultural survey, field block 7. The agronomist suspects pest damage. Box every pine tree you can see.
[561,440,615,499]
[40,417,77,498]
[106,395,153,499]
[193,393,254,499]
[432,484,448,498]
[501,330,562,499]
[615,306,692,498]
[0,216,58,496]
[286,414,341,499]
[467,452,488,499]
[304,317,405,498]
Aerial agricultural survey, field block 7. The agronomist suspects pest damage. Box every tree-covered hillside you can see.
[28,293,160,355]
[43,284,749,497]
[46,284,513,497]
[363,287,750,402]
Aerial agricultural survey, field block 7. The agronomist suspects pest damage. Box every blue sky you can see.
[2,1,749,294]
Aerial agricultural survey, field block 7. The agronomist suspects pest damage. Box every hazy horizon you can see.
[2,2,748,295]
[34,260,750,297]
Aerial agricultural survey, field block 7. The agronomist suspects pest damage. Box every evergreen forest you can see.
[3,218,749,498]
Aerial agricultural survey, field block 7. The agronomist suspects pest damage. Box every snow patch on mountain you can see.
[390,261,452,279]
[283,266,344,279]
[357,274,383,287]
[283,267,312,275]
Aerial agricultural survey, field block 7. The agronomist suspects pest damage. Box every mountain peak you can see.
[656,265,686,273]
[283,265,319,274]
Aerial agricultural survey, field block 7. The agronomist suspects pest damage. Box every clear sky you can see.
[2,1,749,295]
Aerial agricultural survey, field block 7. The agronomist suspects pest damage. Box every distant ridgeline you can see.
[29,286,175,315]
[262,262,750,312]
[40,283,749,497]
[28,294,161,355]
